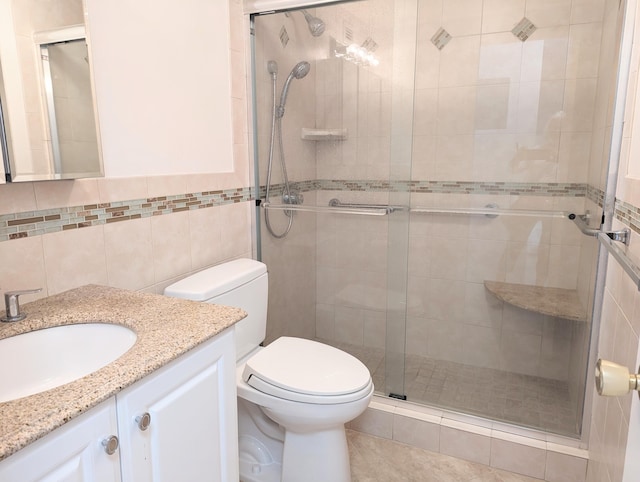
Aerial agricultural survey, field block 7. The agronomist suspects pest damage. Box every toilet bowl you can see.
[164,259,373,482]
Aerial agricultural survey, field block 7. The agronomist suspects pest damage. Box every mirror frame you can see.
[0,2,104,182]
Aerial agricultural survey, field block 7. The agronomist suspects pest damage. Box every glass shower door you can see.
[252,0,418,400]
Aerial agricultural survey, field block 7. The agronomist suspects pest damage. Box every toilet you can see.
[164,258,373,482]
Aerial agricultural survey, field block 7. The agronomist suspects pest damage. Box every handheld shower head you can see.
[290,61,310,79]
[277,61,310,117]
[301,9,325,37]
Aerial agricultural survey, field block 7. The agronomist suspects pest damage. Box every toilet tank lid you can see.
[164,258,267,301]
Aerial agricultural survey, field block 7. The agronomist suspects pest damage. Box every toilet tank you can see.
[164,258,268,360]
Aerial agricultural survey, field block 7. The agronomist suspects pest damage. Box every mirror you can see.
[0,0,103,182]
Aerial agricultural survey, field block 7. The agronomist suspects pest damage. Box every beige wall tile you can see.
[150,211,192,283]
[104,217,155,291]
[526,0,572,28]
[442,0,482,36]
[440,426,491,465]
[0,183,36,215]
[546,451,588,482]
[42,225,108,295]
[315,303,334,341]
[349,406,393,439]
[218,202,251,260]
[188,205,223,271]
[34,179,100,210]
[570,0,605,24]
[97,177,148,203]
[393,413,440,453]
[146,175,188,199]
[482,0,525,34]
[335,305,364,346]
[522,27,569,81]
[490,438,546,479]
[566,23,603,79]
[0,236,47,302]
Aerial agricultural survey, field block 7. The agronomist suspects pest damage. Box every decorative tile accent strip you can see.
[587,184,605,207]
[512,17,537,42]
[1,180,600,243]
[262,180,587,197]
[431,28,452,50]
[0,187,253,242]
[615,199,640,235]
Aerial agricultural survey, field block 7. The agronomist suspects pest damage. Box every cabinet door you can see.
[0,399,121,482]
[117,328,238,482]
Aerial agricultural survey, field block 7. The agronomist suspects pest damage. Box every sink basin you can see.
[0,323,137,403]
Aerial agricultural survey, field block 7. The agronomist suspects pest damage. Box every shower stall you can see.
[250,0,626,438]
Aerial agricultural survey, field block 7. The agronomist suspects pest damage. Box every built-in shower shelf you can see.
[301,128,348,141]
[484,281,587,322]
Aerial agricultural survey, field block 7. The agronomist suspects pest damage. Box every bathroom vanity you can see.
[0,285,245,481]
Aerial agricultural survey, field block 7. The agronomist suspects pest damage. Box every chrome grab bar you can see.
[327,198,403,214]
[568,213,630,245]
[261,202,389,216]
[410,205,567,218]
[568,213,600,237]
[264,199,571,218]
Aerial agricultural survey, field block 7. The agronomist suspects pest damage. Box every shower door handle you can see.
[595,359,640,398]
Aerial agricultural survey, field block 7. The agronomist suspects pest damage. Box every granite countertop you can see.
[0,284,246,461]
[484,280,587,322]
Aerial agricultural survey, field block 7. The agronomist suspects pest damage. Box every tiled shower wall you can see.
[253,10,321,344]
[0,0,252,303]
[309,0,607,384]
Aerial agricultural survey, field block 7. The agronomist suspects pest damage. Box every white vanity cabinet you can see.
[0,327,238,482]
[116,327,238,482]
[0,399,121,482]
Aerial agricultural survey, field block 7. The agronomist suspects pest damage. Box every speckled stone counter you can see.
[484,280,587,322]
[0,284,245,461]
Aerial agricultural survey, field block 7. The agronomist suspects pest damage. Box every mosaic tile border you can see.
[615,199,640,235]
[0,187,253,242]
[586,184,605,208]
[0,180,618,243]
[264,180,588,197]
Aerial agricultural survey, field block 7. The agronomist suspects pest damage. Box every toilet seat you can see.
[242,337,372,404]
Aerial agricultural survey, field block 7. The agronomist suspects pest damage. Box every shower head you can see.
[301,9,325,37]
[277,61,310,118]
[290,60,310,79]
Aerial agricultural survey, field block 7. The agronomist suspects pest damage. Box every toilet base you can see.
[238,427,351,482]
[281,427,350,482]
[239,458,281,482]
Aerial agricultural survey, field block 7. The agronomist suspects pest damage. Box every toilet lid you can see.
[242,337,372,402]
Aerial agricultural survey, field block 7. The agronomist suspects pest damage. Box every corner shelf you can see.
[484,281,587,323]
[300,128,348,141]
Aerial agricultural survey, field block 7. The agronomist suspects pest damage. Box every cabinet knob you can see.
[135,412,151,431]
[102,435,119,455]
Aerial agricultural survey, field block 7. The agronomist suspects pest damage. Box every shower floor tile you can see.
[318,339,578,436]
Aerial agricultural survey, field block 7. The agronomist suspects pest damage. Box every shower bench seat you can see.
[484,281,587,323]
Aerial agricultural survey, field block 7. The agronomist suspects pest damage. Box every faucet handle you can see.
[2,288,42,323]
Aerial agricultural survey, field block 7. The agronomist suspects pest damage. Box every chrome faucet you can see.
[1,288,42,322]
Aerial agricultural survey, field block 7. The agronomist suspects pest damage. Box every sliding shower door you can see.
[252,0,416,399]
[399,0,622,436]
[252,0,623,437]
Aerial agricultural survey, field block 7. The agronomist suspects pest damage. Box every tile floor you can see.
[321,340,578,437]
[348,430,543,481]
